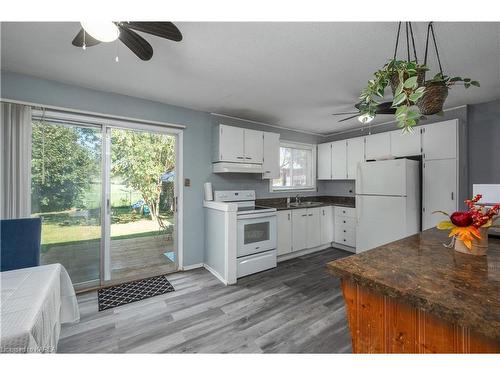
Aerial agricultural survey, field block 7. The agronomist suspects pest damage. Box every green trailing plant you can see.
[392,71,426,132]
[359,60,428,132]
[426,73,480,88]
[359,60,479,133]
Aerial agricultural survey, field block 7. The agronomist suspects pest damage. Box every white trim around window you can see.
[269,141,317,193]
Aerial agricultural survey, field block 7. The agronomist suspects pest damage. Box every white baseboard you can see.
[277,244,331,262]
[203,263,228,285]
[331,242,356,253]
[180,263,204,271]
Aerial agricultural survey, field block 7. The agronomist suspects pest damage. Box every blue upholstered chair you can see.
[0,218,42,272]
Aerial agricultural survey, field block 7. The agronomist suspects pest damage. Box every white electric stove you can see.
[214,190,277,277]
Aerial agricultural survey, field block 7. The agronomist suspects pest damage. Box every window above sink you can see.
[270,141,317,192]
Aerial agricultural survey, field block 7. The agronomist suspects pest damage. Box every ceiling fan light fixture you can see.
[358,113,374,124]
[80,21,119,43]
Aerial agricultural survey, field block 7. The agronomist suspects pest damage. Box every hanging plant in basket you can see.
[358,22,480,133]
[417,22,479,116]
[358,59,428,132]
[418,73,479,115]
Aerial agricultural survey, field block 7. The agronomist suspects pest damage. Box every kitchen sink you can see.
[288,201,323,208]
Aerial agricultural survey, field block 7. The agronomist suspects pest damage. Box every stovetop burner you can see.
[237,205,272,212]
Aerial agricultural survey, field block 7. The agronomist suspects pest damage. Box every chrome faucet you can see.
[295,194,302,204]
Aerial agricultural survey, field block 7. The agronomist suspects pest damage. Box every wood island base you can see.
[341,279,500,353]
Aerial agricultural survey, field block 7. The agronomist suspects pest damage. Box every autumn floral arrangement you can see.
[435,194,500,255]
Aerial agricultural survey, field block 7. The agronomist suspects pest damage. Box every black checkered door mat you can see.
[98,274,175,311]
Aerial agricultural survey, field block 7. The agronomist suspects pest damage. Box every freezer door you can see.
[356,159,406,196]
[356,195,408,253]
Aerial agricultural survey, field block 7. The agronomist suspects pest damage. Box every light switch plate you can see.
[184,178,191,187]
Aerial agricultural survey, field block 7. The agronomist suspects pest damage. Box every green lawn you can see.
[81,179,143,209]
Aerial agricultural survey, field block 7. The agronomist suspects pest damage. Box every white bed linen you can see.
[1,264,80,353]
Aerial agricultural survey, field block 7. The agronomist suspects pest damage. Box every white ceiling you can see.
[1,22,499,135]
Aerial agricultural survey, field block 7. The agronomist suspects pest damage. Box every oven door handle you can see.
[237,212,277,220]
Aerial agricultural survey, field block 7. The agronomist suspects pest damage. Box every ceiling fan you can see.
[72,21,183,61]
[332,101,396,123]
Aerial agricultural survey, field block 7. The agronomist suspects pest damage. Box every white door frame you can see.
[102,124,184,282]
[31,108,185,284]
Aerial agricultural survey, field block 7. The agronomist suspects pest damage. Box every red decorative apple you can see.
[450,211,473,227]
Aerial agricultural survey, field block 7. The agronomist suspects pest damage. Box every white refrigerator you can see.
[356,158,420,253]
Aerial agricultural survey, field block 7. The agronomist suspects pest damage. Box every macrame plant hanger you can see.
[423,21,444,82]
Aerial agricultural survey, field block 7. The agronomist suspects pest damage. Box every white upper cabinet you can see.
[390,127,422,157]
[365,132,391,160]
[331,140,347,179]
[217,124,245,162]
[214,125,264,164]
[346,137,365,180]
[243,129,264,163]
[262,132,280,179]
[422,119,458,160]
[317,142,332,180]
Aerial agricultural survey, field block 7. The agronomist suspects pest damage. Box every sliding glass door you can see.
[31,115,179,290]
[32,120,102,289]
[106,127,177,284]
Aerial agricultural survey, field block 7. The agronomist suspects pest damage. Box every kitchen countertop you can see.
[256,195,355,211]
[327,228,500,341]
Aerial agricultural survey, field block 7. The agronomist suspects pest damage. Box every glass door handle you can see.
[106,198,111,215]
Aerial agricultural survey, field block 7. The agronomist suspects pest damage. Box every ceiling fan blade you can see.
[375,101,396,115]
[71,28,101,47]
[123,22,183,42]
[332,111,359,116]
[118,26,153,61]
[338,114,359,122]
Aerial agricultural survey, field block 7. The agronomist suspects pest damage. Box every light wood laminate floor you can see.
[58,248,352,353]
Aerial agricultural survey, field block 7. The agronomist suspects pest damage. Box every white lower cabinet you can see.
[278,206,337,259]
[292,209,308,251]
[277,210,293,255]
[333,206,357,249]
[320,206,334,244]
[306,207,321,248]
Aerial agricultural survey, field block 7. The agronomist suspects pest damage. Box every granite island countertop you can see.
[256,195,355,211]
[327,228,500,341]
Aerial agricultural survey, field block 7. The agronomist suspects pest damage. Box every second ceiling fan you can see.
[332,101,396,123]
[72,21,183,61]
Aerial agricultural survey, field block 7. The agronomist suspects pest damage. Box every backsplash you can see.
[209,173,355,199]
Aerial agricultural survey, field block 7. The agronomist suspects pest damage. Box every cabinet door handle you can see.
[237,156,244,159]
[245,157,252,160]
[343,230,346,233]
[451,192,454,200]
[343,220,346,223]
[265,170,271,173]
[302,214,307,217]
[288,213,290,220]
[343,210,346,214]
[308,214,313,216]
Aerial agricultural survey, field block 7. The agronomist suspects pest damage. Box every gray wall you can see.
[322,106,469,208]
[1,70,212,267]
[2,69,497,266]
[0,70,334,267]
[467,99,500,186]
[208,114,325,198]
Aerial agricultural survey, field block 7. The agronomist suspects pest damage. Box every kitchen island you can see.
[327,228,500,353]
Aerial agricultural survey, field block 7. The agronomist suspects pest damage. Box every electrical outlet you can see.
[184,178,191,187]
